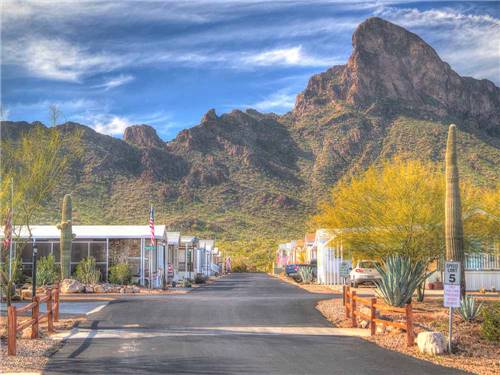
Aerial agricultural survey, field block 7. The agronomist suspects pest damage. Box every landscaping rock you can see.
[94,285,105,293]
[60,279,84,294]
[417,332,447,355]
[84,286,94,293]
[376,324,386,334]
[21,289,32,300]
[359,320,370,328]
[386,325,404,334]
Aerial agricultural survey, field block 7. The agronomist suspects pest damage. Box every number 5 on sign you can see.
[444,261,460,286]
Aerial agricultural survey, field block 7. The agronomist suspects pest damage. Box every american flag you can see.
[3,208,13,251]
[149,205,155,246]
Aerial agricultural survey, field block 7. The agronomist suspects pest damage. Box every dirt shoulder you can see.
[0,316,86,373]
[317,296,500,375]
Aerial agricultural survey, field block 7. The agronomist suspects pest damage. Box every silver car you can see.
[349,260,381,288]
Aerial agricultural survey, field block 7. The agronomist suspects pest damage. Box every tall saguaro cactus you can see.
[445,124,466,297]
[57,194,73,279]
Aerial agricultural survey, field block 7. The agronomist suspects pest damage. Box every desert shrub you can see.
[481,302,500,342]
[38,254,59,286]
[458,296,483,322]
[232,263,248,273]
[109,263,132,285]
[75,257,100,285]
[194,274,207,284]
[298,266,314,284]
[374,255,429,307]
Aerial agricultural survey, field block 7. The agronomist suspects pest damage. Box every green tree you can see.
[313,158,498,262]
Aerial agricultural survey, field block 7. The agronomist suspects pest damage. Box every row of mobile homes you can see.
[2,225,217,288]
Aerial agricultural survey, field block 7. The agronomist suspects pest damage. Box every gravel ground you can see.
[0,317,85,373]
[317,298,500,375]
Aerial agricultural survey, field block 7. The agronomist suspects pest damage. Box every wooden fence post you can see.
[406,303,414,346]
[31,296,39,339]
[370,297,377,336]
[53,283,60,322]
[345,287,350,318]
[8,305,17,356]
[47,288,54,333]
[342,285,346,306]
[351,291,357,327]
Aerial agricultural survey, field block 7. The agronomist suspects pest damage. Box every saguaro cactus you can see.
[57,194,73,279]
[445,124,466,297]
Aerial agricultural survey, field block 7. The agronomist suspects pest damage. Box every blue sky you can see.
[1,1,499,140]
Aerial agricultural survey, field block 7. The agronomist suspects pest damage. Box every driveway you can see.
[44,273,467,374]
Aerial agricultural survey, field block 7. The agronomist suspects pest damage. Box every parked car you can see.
[349,260,381,288]
[286,263,317,282]
[285,264,303,277]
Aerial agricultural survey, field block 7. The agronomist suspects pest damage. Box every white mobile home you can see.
[2,225,170,287]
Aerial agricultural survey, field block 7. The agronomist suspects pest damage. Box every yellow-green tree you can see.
[1,123,81,302]
[313,158,497,262]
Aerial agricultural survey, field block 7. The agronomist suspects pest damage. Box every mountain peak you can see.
[295,17,499,129]
[123,124,164,148]
[201,109,218,124]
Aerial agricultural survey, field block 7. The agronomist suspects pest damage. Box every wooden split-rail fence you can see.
[343,285,414,346]
[7,283,60,356]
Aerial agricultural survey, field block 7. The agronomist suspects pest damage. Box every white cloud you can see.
[243,46,333,67]
[3,37,127,82]
[96,74,135,91]
[252,91,296,112]
[90,115,131,136]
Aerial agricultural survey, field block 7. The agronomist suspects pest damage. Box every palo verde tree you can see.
[314,158,498,264]
[1,112,82,297]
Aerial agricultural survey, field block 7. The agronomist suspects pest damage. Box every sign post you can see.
[444,261,461,354]
[339,262,350,305]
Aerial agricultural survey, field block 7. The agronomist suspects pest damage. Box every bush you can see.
[374,255,429,307]
[109,263,132,285]
[194,274,207,284]
[481,302,500,342]
[458,296,483,322]
[75,257,100,285]
[38,254,59,286]
[298,266,314,284]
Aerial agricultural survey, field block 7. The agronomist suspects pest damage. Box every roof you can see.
[199,239,215,251]
[180,235,198,245]
[1,225,167,240]
[305,233,315,243]
[165,232,181,245]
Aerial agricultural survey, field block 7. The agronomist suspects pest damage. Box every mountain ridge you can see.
[2,17,499,244]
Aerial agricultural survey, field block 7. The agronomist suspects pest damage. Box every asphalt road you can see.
[44,273,467,374]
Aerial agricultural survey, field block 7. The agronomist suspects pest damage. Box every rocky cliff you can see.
[2,17,499,241]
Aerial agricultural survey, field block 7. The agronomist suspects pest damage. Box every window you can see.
[71,242,89,262]
[20,243,33,262]
[53,243,61,262]
[90,242,106,262]
[37,242,52,258]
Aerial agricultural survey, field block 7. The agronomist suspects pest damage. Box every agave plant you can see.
[298,266,314,284]
[374,255,430,307]
[458,296,483,322]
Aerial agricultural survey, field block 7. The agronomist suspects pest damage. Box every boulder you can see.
[359,320,369,329]
[60,279,84,294]
[417,332,447,355]
[94,285,105,293]
[21,289,32,300]
[84,286,94,293]
[376,324,386,334]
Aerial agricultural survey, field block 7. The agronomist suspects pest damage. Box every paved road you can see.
[45,273,467,374]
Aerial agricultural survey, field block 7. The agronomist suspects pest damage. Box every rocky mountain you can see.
[2,17,499,244]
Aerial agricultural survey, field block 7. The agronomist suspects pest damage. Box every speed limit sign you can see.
[444,261,461,285]
[444,261,461,308]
